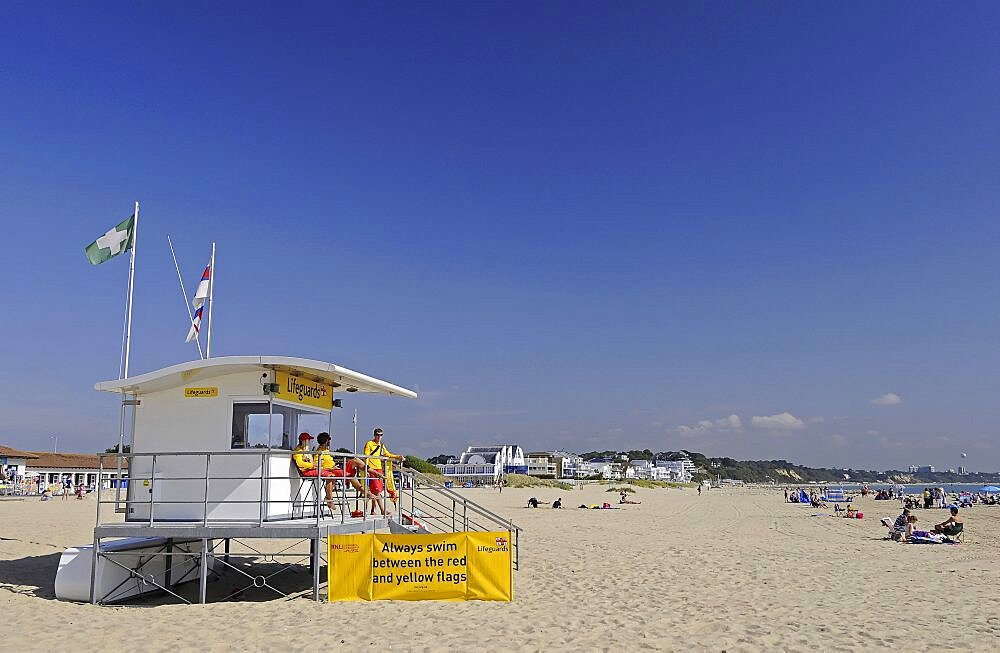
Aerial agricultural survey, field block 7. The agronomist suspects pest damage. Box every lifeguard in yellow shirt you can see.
[363,427,405,511]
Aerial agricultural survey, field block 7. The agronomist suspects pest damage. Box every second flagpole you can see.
[206,242,216,358]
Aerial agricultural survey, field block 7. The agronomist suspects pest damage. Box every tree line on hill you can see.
[425,449,997,484]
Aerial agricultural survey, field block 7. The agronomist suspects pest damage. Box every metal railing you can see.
[93,451,522,570]
[396,468,522,570]
[95,449,402,528]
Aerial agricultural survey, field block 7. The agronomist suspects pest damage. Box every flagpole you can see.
[123,200,139,379]
[116,199,138,510]
[353,409,358,455]
[206,242,216,359]
[168,236,204,359]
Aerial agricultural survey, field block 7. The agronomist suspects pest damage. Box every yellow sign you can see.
[273,371,333,410]
[184,387,218,398]
[327,531,513,602]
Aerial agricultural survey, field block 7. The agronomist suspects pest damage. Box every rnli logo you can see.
[495,537,507,547]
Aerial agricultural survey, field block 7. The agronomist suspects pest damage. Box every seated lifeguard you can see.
[315,432,378,512]
[293,432,317,474]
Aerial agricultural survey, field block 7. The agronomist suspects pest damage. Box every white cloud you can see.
[865,429,880,436]
[750,412,805,430]
[871,392,901,406]
[719,414,743,430]
[675,414,742,436]
[808,416,826,424]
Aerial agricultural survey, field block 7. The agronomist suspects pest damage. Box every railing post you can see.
[463,499,468,531]
[202,454,211,526]
[95,455,103,527]
[148,454,157,526]
[259,452,266,526]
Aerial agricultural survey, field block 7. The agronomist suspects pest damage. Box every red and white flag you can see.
[185,261,211,343]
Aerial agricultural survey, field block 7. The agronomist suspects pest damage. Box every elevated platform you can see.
[96,515,388,539]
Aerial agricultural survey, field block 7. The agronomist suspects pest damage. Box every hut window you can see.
[231,402,327,450]
[231,402,285,449]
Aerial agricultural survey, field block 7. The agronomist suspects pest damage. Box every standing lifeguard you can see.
[363,428,405,513]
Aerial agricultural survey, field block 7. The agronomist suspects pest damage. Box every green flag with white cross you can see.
[84,214,135,265]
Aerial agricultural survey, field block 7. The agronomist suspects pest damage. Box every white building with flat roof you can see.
[437,444,527,484]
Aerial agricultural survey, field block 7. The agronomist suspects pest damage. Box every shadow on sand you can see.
[0,549,322,605]
[0,551,62,599]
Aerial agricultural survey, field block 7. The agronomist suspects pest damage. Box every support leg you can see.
[224,537,230,565]
[89,534,100,604]
[312,536,322,601]
[164,538,174,589]
[199,538,208,604]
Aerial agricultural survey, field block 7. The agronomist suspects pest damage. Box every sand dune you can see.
[3,485,1000,652]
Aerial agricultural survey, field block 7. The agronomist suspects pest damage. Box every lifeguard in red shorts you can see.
[295,432,371,513]
[315,432,370,492]
[363,428,405,513]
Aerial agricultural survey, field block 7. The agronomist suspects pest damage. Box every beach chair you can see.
[880,517,905,541]
[291,465,347,520]
[942,522,963,543]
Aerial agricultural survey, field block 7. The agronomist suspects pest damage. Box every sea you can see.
[836,483,997,494]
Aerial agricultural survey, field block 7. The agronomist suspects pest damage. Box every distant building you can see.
[1,446,128,490]
[916,465,935,474]
[629,459,654,479]
[958,466,968,475]
[1,445,39,481]
[28,451,128,488]
[908,465,919,473]
[526,452,557,477]
[578,461,619,480]
[436,444,526,484]
[550,452,583,479]
[656,460,693,483]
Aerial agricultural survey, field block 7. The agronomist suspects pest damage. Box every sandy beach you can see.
[3,485,1000,652]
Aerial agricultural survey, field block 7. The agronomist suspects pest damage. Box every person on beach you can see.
[528,497,539,508]
[890,508,911,541]
[315,432,373,513]
[363,428,404,513]
[62,476,71,500]
[553,498,562,509]
[932,506,963,536]
[904,514,919,541]
[620,492,640,505]
[293,432,316,471]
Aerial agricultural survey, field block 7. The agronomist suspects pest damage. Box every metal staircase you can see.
[395,469,522,570]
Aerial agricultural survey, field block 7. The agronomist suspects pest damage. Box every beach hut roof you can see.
[25,452,127,469]
[0,445,40,459]
[94,355,418,399]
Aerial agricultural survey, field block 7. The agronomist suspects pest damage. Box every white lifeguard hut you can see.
[95,355,415,523]
[56,355,419,604]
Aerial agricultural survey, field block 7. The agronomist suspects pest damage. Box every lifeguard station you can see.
[55,355,521,605]
[56,356,417,604]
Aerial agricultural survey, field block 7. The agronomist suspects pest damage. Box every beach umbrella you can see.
[978,486,1000,493]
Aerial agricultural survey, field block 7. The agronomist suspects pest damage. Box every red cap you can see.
[298,432,314,441]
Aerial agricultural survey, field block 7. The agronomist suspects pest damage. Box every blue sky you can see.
[1,3,998,470]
